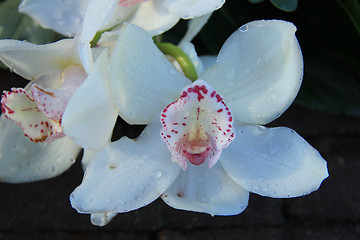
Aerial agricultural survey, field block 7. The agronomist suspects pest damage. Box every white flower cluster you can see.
[0,0,328,226]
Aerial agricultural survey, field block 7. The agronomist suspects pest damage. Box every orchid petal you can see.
[126,0,180,36]
[70,122,181,214]
[32,65,87,120]
[80,0,118,45]
[80,0,136,44]
[164,0,224,19]
[62,50,117,150]
[180,13,212,43]
[19,0,89,37]
[201,20,303,125]
[1,88,63,143]
[161,80,234,170]
[162,162,249,216]
[179,42,204,75]
[220,123,329,198]
[110,23,191,124]
[0,39,81,80]
[0,115,80,183]
[199,55,216,69]
[178,13,212,75]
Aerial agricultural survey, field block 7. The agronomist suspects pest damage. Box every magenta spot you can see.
[210,91,216,97]
[161,114,166,118]
[181,91,188,97]
[167,135,171,138]
[173,123,179,125]
[215,94,222,102]
[217,109,223,113]
[182,123,186,126]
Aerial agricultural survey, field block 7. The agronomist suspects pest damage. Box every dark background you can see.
[0,0,360,239]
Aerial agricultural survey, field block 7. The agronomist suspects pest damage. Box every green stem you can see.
[336,0,360,36]
[156,42,198,82]
[90,22,123,47]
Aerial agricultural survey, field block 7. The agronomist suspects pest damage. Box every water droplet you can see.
[169,69,176,75]
[254,125,266,134]
[151,170,162,179]
[226,81,234,87]
[239,24,248,32]
[267,142,280,155]
[226,69,235,80]
[53,11,62,20]
[256,57,263,65]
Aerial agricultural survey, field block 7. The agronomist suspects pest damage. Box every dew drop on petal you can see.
[226,69,235,80]
[151,170,162,179]
[239,24,248,32]
[169,69,177,75]
[267,141,280,155]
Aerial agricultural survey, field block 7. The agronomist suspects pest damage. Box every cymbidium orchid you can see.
[0,38,86,183]
[19,0,225,72]
[67,20,328,226]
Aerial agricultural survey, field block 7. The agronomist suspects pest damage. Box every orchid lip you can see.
[160,79,235,170]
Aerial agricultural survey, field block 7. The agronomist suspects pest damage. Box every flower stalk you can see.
[156,42,198,82]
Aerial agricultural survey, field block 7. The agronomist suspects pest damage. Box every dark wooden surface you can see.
[0,69,359,239]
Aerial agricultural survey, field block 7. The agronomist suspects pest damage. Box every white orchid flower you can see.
[68,21,328,224]
[0,38,88,183]
[19,0,225,72]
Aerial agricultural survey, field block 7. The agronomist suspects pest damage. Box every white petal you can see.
[0,39,81,80]
[201,20,303,125]
[19,0,89,36]
[164,0,225,19]
[179,41,204,75]
[126,0,180,36]
[70,122,181,214]
[80,0,117,44]
[82,149,97,171]
[162,162,249,216]
[0,115,80,183]
[109,23,191,124]
[220,123,329,198]
[180,13,212,43]
[199,55,216,69]
[62,50,118,150]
